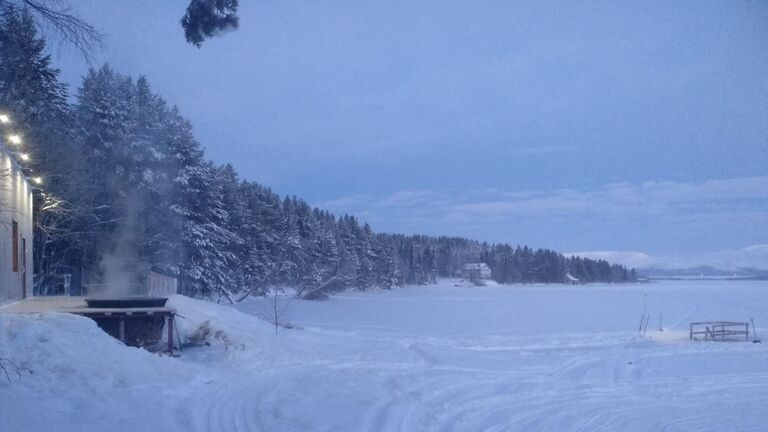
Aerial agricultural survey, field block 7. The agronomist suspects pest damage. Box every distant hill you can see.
[640,266,768,281]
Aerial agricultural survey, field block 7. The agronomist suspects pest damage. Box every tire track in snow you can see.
[175,348,768,432]
[502,372,768,432]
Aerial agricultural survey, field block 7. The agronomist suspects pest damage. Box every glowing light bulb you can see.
[0,114,9,124]
[32,176,42,185]
[19,153,29,161]
[8,134,21,145]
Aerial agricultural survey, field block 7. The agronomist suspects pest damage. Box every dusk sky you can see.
[53,1,767,268]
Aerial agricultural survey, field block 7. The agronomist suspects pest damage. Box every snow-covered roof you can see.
[565,273,579,282]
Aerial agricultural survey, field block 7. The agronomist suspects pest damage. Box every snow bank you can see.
[164,294,277,362]
[168,295,274,342]
[0,312,199,432]
[0,295,278,432]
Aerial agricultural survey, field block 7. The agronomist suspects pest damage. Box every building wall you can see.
[0,152,33,304]
[462,263,493,281]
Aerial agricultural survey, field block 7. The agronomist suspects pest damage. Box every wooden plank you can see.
[71,310,176,319]
[167,315,175,356]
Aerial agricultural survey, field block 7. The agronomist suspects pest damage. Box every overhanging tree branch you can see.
[180,0,239,47]
[2,0,104,60]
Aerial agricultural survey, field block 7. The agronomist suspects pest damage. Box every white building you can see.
[565,272,580,285]
[462,263,492,282]
[0,145,33,303]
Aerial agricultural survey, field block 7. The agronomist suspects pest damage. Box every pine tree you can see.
[171,160,242,299]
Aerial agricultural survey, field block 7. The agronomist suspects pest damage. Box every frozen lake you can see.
[263,279,768,337]
[225,280,768,431]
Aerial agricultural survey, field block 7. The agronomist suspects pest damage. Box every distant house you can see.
[462,263,492,283]
[565,272,580,285]
[0,145,34,304]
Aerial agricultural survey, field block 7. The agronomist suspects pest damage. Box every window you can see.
[22,237,27,297]
[12,219,18,272]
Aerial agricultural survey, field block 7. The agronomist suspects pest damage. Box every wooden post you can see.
[167,315,175,356]
[118,318,125,342]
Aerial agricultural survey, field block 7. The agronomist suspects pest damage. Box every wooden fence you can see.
[146,271,178,297]
[689,321,750,342]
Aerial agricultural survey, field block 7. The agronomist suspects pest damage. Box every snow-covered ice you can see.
[2,280,768,431]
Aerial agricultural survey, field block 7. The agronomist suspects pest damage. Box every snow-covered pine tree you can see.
[75,65,176,290]
[373,235,400,289]
[166,112,242,300]
[215,163,249,292]
[75,65,136,283]
[334,215,360,290]
[237,181,283,291]
[352,222,376,289]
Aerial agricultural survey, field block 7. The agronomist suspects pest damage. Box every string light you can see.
[0,112,46,193]
[8,134,22,145]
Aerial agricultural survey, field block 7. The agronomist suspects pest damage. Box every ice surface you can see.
[2,280,767,431]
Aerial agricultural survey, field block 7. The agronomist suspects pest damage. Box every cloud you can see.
[373,190,444,208]
[316,194,372,211]
[566,251,658,269]
[697,245,768,270]
[446,176,768,219]
[315,176,768,260]
[564,245,768,270]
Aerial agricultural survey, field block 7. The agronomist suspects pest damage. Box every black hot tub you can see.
[85,297,168,309]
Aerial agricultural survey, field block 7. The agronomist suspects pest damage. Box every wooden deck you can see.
[2,296,177,354]
[1,295,88,313]
[2,296,175,315]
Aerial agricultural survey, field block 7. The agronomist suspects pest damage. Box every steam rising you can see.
[95,192,143,297]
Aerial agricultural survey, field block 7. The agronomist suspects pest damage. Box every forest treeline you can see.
[0,8,635,301]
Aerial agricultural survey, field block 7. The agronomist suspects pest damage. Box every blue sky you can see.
[53,1,768,267]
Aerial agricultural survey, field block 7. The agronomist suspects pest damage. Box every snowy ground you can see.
[2,280,768,431]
